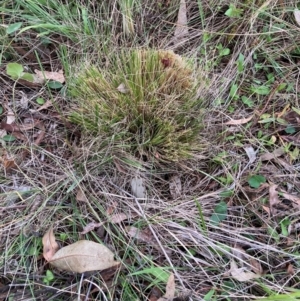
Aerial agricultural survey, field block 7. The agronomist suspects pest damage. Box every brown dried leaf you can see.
[0,120,40,132]
[0,129,7,138]
[157,273,175,301]
[34,69,65,83]
[80,222,103,235]
[106,202,118,215]
[269,184,280,215]
[131,176,146,198]
[294,8,300,26]
[117,83,129,93]
[260,147,285,161]
[126,226,154,244]
[6,106,15,125]
[225,115,253,125]
[49,240,120,273]
[287,263,295,275]
[174,0,188,40]
[42,226,59,261]
[109,213,128,224]
[169,175,182,199]
[76,189,88,203]
[149,287,162,301]
[249,258,263,275]
[281,192,300,207]
[230,260,260,282]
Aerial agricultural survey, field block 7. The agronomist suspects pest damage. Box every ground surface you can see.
[1,1,300,300]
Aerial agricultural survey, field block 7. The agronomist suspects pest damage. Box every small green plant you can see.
[210,201,228,226]
[225,3,243,18]
[43,270,55,285]
[6,62,34,82]
[69,49,204,166]
[248,174,266,189]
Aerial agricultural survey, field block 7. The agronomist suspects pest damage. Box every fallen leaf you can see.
[294,8,300,26]
[281,192,300,207]
[269,184,280,215]
[19,92,29,109]
[157,273,175,301]
[80,222,103,235]
[42,226,59,261]
[174,0,188,40]
[2,157,17,172]
[106,201,118,215]
[117,83,129,93]
[76,189,88,203]
[244,146,257,164]
[0,129,7,138]
[0,119,40,132]
[109,213,128,224]
[149,287,162,301]
[232,245,247,261]
[131,176,146,198]
[34,69,65,84]
[6,106,15,125]
[260,147,285,161]
[169,175,182,199]
[100,264,122,281]
[49,240,120,273]
[33,122,45,146]
[225,115,253,125]
[249,257,263,275]
[287,263,295,276]
[230,260,260,282]
[126,226,154,244]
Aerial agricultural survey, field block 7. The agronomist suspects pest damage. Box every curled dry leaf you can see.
[157,273,175,301]
[49,240,120,273]
[225,115,253,125]
[42,226,59,261]
[230,260,260,282]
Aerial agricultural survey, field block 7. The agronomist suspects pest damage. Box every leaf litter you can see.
[49,240,120,273]
[42,227,120,273]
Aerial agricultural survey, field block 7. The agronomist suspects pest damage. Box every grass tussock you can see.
[69,49,205,166]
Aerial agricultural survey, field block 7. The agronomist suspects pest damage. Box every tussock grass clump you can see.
[69,49,204,165]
